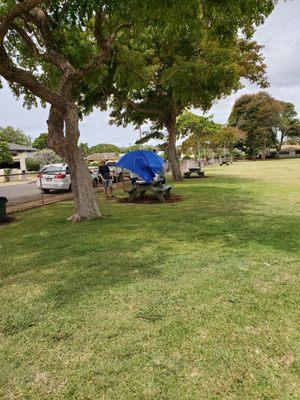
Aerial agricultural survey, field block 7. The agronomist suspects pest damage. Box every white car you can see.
[36,163,99,193]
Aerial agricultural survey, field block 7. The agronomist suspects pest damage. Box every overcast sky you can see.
[0,0,299,147]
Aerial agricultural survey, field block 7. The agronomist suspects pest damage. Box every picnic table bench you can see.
[183,168,205,178]
[125,181,172,203]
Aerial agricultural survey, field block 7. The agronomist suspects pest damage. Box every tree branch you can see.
[123,98,163,117]
[77,20,133,78]
[0,0,46,42]
[26,7,76,74]
[94,9,105,48]
[11,22,42,58]
[0,45,65,110]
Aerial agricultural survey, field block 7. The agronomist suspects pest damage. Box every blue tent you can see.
[117,150,164,183]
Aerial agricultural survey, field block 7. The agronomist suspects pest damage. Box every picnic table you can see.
[183,168,205,178]
[125,180,172,203]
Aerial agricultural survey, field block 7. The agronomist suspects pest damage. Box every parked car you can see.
[36,163,99,193]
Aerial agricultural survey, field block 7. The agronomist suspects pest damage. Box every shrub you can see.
[26,158,40,171]
[31,149,62,167]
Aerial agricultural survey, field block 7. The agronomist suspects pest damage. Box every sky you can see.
[0,0,299,147]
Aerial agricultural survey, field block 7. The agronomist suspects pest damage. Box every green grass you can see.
[0,159,299,399]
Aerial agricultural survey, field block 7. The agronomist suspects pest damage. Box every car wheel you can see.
[68,184,72,192]
[42,189,50,194]
[93,179,98,188]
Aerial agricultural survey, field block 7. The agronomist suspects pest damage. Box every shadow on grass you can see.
[1,179,299,336]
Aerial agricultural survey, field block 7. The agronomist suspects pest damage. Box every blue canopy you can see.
[117,150,164,183]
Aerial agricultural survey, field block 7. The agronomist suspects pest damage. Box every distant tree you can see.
[0,126,31,146]
[229,92,283,159]
[177,112,220,160]
[209,126,246,161]
[89,144,121,154]
[0,141,13,166]
[179,113,245,161]
[277,103,300,149]
[32,133,48,150]
[285,138,300,145]
[79,143,90,157]
[121,144,156,153]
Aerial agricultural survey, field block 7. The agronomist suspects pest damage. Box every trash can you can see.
[0,197,8,221]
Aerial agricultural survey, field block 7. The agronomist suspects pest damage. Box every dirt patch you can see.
[118,194,184,204]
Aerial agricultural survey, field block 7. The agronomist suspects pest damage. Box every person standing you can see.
[99,160,113,198]
[130,170,139,186]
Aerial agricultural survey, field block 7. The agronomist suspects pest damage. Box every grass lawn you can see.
[0,159,299,399]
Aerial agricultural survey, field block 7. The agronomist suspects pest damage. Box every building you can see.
[270,144,300,159]
[8,142,37,171]
[0,143,38,182]
[278,144,300,158]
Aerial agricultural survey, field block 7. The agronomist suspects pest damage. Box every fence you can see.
[0,169,37,183]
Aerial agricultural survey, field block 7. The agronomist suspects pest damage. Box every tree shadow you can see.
[1,179,299,336]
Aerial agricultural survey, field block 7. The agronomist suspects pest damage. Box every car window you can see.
[66,167,70,174]
[41,166,63,174]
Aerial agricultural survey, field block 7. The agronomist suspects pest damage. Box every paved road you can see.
[0,181,43,204]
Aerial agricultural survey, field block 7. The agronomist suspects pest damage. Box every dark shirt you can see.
[99,165,111,180]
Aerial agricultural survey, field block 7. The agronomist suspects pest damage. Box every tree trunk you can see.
[48,105,101,222]
[66,146,101,222]
[167,117,182,181]
[261,135,267,160]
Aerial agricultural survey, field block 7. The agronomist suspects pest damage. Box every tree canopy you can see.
[0,141,13,166]
[228,92,299,157]
[32,133,48,150]
[278,103,300,147]
[109,0,276,180]
[0,126,31,146]
[178,112,245,159]
[89,143,121,154]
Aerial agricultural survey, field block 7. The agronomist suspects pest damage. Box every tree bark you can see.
[261,135,266,160]
[66,147,101,222]
[166,117,182,181]
[48,105,101,222]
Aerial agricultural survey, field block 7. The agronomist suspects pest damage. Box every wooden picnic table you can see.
[125,181,172,203]
[183,168,205,178]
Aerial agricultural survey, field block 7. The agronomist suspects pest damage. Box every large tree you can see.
[0,125,31,145]
[0,0,178,221]
[229,92,283,158]
[110,1,275,180]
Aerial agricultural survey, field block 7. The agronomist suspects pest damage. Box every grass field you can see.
[0,159,299,399]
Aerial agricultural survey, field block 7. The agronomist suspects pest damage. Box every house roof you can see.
[7,142,37,152]
[281,144,300,151]
[86,152,119,161]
